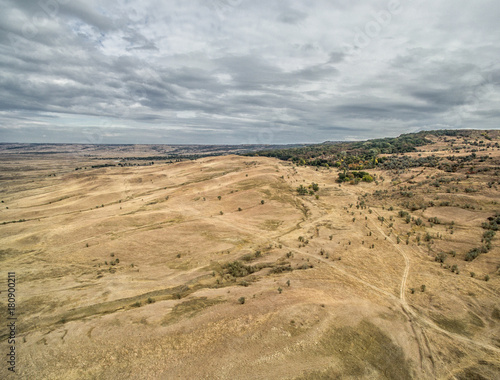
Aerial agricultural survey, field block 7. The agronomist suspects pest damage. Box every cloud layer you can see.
[1,0,499,144]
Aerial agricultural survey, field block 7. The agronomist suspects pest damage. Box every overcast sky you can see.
[0,0,499,144]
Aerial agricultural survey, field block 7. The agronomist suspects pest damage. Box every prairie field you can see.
[1,133,500,379]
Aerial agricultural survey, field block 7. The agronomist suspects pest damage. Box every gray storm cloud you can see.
[0,0,499,144]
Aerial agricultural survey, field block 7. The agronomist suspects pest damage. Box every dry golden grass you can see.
[0,137,499,379]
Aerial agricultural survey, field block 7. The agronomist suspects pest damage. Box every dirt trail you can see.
[334,184,500,379]
[367,206,500,354]
[365,209,436,377]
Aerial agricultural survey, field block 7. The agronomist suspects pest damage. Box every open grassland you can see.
[0,133,499,379]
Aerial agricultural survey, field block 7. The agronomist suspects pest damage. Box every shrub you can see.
[241,254,254,262]
[223,261,256,277]
[435,252,447,263]
[270,265,293,274]
[238,297,246,304]
[362,174,374,182]
[465,248,481,261]
[296,185,308,195]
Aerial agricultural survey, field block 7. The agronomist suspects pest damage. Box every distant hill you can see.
[246,129,500,171]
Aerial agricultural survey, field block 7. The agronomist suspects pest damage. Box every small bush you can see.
[435,252,447,263]
[296,185,308,195]
[399,210,409,218]
[465,248,481,261]
[223,261,256,277]
[238,297,246,304]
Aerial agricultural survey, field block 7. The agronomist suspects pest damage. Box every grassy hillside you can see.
[0,131,499,379]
